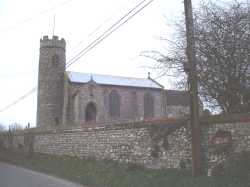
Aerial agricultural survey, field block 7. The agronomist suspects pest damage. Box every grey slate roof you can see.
[166,90,190,106]
[67,71,163,89]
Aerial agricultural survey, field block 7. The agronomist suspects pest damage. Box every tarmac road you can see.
[0,161,83,187]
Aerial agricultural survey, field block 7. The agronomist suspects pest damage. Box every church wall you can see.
[65,82,165,125]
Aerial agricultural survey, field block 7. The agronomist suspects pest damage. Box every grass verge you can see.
[0,149,248,187]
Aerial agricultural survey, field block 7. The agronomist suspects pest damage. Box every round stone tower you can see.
[36,35,66,127]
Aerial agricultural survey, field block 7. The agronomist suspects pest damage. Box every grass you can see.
[0,149,249,187]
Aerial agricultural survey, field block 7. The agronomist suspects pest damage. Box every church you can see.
[36,36,189,127]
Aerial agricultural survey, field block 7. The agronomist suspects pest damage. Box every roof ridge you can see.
[67,71,149,80]
[166,89,188,92]
[67,71,162,89]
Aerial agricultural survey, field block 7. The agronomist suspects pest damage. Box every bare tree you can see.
[143,1,250,113]
[9,123,23,132]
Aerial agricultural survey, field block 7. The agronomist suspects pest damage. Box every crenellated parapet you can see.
[40,35,66,49]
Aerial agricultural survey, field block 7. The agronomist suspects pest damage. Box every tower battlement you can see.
[40,35,66,49]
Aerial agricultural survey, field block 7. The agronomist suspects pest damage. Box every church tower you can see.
[37,36,66,127]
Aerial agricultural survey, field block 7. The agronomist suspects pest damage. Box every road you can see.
[0,162,83,187]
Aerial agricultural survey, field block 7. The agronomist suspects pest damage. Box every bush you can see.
[224,151,250,179]
[212,151,250,180]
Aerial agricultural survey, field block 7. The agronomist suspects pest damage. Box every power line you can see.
[66,14,114,57]
[0,0,156,113]
[66,0,149,67]
[66,0,155,68]
[71,0,137,49]
[0,0,74,33]
[0,87,37,113]
[0,71,37,79]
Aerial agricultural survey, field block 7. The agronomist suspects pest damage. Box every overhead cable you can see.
[0,0,156,112]
[0,87,37,113]
[66,0,155,68]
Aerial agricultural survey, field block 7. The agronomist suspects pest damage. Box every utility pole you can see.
[247,0,250,31]
[183,0,201,176]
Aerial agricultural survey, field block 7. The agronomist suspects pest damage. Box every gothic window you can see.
[88,84,94,97]
[144,92,154,119]
[103,89,108,109]
[85,102,97,122]
[130,91,138,118]
[109,90,120,117]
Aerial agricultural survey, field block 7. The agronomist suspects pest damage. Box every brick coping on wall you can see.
[2,113,250,136]
[29,117,187,135]
[201,113,250,125]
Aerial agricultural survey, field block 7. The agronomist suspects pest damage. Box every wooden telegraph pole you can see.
[183,0,201,176]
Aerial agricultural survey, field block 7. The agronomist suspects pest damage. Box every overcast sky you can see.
[0,0,205,128]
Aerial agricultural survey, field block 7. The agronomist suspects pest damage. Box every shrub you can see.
[224,151,250,179]
[211,151,250,179]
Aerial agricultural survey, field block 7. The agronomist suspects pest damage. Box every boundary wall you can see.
[1,115,250,174]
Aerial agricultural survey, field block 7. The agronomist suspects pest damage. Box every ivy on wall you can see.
[148,124,184,158]
[209,130,233,155]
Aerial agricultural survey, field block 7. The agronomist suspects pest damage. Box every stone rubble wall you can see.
[165,106,189,118]
[0,118,250,174]
[32,122,191,169]
[201,122,250,175]
[0,121,191,169]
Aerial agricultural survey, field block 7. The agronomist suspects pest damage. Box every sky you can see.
[0,0,203,128]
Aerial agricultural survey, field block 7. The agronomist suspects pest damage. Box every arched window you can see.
[109,90,120,117]
[130,91,138,118]
[85,102,97,122]
[144,92,154,118]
